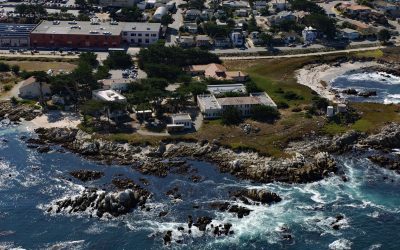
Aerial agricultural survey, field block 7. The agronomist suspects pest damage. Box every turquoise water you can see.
[0,124,399,249]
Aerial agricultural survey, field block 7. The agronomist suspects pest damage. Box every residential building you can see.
[196,35,211,47]
[177,35,195,47]
[341,28,360,40]
[214,36,231,48]
[185,9,202,21]
[207,84,246,95]
[267,11,296,25]
[121,22,161,45]
[235,9,249,17]
[197,92,277,118]
[19,77,51,99]
[183,22,198,33]
[169,113,192,129]
[341,4,372,16]
[302,26,317,43]
[92,89,127,103]
[269,0,288,12]
[0,23,36,48]
[185,63,249,82]
[253,0,267,10]
[30,20,122,49]
[231,32,244,46]
[99,78,134,91]
[222,0,250,9]
[99,0,138,7]
[153,6,168,22]
[249,31,262,45]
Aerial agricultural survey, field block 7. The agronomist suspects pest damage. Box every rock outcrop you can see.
[361,123,400,149]
[48,187,150,218]
[0,100,41,122]
[231,189,282,205]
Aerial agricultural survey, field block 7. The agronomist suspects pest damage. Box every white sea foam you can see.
[43,240,86,250]
[329,238,353,250]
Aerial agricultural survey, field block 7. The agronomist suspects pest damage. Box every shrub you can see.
[221,106,242,125]
[11,65,20,75]
[276,101,289,109]
[283,91,304,100]
[0,62,10,72]
[3,84,12,91]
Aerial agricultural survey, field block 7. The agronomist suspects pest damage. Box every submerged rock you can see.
[69,170,104,182]
[368,155,400,173]
[231,189,282,205]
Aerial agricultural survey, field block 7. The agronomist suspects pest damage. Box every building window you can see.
[138,38,142,43]
[138,33,142,37]
[151,34,156,37]
[131,33,136,36]
[145,39,149,43]
[145,34,149,37]
[123,32,127,36]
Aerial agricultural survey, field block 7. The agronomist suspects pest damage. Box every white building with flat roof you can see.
[171,113,192,128]
[92,89,127,103]
[197,92,276,118]
[121,22,161,45]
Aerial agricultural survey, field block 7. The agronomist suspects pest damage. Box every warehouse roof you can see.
[0,23,37,37]
[31,20,124,36]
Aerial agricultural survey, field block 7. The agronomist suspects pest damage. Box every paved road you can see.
[220,45,387,60]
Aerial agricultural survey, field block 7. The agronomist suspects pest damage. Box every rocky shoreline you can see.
[0,100,42,122]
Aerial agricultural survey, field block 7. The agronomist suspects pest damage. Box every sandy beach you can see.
[24,111,81,131]
[296,61,379,102]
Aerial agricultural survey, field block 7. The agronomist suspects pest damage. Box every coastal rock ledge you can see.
[32,127,338,184]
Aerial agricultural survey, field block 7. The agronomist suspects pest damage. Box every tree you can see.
[221,106,242,125]
[304,14,337,39]
[94,65,110,80]
[11,65,20,75]
[378,29,391,44]
[291,0,326,15]
[104,51,133,69]
[110,6,142,22]
[260,32,273,46]
[161,14,174,25]
[250,105,280,122]
[245,81,262,93]
[0,62,10,72]
[260,7,269,16]
[79,52,98,68]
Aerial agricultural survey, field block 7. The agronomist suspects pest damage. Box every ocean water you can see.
[0,124,400,250]
[331,71,400,104]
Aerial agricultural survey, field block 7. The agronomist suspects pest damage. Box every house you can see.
[153,6,168,22]
[185,63,249,82]
[196,35,211,47]
[235,9,249,17]
[99,78,133,91]
[177,35,195,47]
[267,11,296,25]
[231,32,244,46]
[278,31,298,44]
[214,36,231,48]
[19,77,51,99]
[167,113,192,131]
[207,84,246,95]
[197,92,277,118]
[92,89,127,103]
[185,9,202,21]
[222,0,250,9]
[342,4,372,16]
[302,26,317,43]
[166,1,176,11]
[253,0,267,10]
[341,28,360,40]
[269,0,288,12]
[183,22,198,33]
[249,31,262,45]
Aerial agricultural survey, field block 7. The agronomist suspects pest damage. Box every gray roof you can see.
[0,23,37,38]
[31,20,160,36]
[122,22,161,32]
